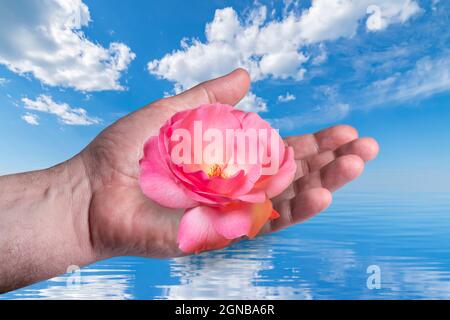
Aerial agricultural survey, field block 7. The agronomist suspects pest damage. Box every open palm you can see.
[79,69,378,259]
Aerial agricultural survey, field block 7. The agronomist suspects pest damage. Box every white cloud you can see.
[270,103,350,131]
[278,92,296,103]
[298,0,420,41]
[237,92,267,112]
[312,43,328,65]
[432,0,440,11]
[259,51,307,80]
[0,77,8,85]
[0,0,135,91]
[148,1,420,112]
[21,112,40,125]
[365,54,450,106]
[22,95,100,125]
[366,1,421,31]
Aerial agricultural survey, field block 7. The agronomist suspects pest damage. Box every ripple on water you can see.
[2,192,450,299]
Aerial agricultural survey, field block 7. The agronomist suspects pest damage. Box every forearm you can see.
[0,156,95,293]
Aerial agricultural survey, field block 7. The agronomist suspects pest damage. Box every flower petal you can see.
[178,206,230,253]
[173,103,240,136]
[236,190,267,203]
[215,200,277,239]
[248,200,275,238]
[257,146,296,199]
[270,209,281,219]
[139,136,198,208]
[212,203,254,239]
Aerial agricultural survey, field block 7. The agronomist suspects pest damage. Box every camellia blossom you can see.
[139,103,296,253]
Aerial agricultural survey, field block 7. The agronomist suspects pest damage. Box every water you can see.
[2,192,450,299]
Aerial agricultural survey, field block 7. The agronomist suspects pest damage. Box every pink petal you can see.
[230,108,247,122]
[258,146,296,199]
[178,206,230,253]
[241,112,286,171]
[184,188,231,205]
[169,104,239,167]
[213,204,254,239]
[139,136,198,208]
[236,190,267,203]
[173,103,240,135]
[248,200,275,238]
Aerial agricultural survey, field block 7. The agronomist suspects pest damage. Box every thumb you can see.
[163,68,251,111]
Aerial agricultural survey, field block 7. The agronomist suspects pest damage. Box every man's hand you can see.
[0,69,378,292]
[80,68,378,258]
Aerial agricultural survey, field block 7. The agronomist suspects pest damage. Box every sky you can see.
[0,0,449,192]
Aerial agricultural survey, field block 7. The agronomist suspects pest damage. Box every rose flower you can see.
[139,104,296,253]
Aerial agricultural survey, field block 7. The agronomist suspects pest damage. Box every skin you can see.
[0,69,379,293]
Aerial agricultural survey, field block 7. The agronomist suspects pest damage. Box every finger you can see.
[296,137,379,178]
[163,68,251,111]
[128,69,250,140]
[268,188,332,233]
[335,137,379,162]
[285,125,359,160]
[297,154,365,193]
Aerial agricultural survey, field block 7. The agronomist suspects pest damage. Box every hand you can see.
[0,68,378,292]
[79,68,379,259]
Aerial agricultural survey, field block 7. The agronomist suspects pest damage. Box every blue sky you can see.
[0,0,449,192]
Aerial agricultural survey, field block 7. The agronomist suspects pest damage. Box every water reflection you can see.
[2,192,450,299]
[158,239,314,299]
[359,257,450,299]
[8,265,134,300]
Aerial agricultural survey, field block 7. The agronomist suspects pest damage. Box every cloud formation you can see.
[270,103,350,131]
[21,113,40,126]
[22,95,100,125]
[278,92,296,103]
[148,0,420,112]
[0,0,135,91]
[364,53,450,107]
[237,92,268,112]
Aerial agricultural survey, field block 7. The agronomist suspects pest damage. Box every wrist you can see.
[63,155,98,265]
[0,156,96,292]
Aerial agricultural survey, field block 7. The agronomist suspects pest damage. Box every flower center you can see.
[206,163,228,179]
[206,163,223,178]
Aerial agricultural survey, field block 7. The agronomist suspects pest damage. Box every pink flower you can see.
[139,103,296,253]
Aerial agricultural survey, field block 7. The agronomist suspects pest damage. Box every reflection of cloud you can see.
[12,267,133,300]
[158,238,313,300]
[158,236,361,300]
[360,256,450,299]
[3,192,449,300]
[316,248,357,284]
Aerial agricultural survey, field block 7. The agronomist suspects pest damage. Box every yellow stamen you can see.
[206,164,222,178]
[205,164,231,179]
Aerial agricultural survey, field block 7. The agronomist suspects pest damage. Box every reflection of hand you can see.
[0,69,378,292]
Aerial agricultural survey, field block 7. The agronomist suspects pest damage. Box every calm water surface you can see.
[2,192,450,299]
